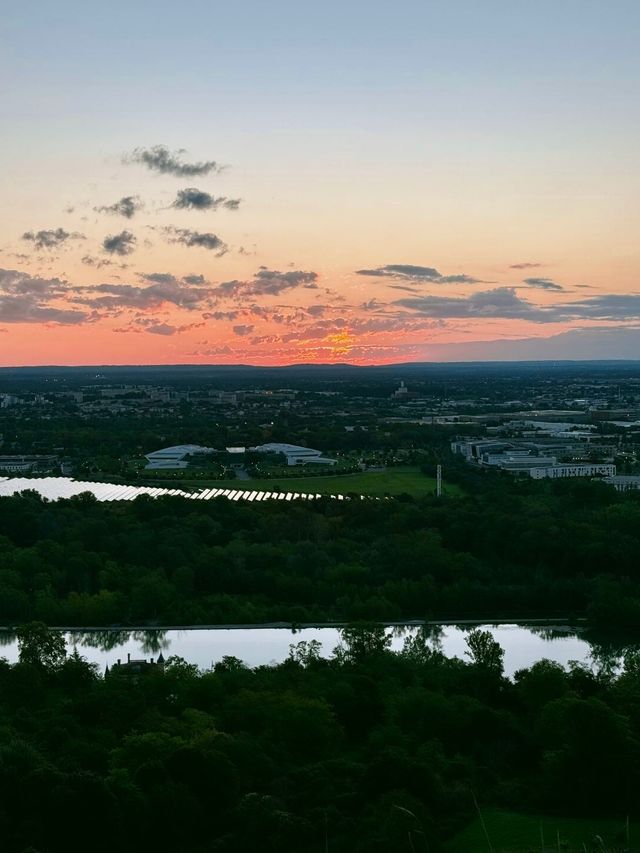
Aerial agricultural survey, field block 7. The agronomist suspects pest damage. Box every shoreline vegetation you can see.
[0,618,585,632]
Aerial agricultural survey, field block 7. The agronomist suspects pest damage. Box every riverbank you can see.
[0,617,585,632]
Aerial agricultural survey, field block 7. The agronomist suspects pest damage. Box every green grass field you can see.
[138,466,461,498]
[445,808,636,852]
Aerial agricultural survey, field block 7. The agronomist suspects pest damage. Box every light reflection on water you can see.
[0,623,630,678]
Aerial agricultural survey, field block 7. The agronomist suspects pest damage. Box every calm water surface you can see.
[0,624,614,678]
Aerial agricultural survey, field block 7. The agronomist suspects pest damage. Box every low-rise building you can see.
[529,463,616,480]
[0,454,59,473]
[252,442,337,466]
[602,475,640,492]
[145,444,216,470]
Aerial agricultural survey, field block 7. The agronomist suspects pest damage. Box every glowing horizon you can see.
[2,2,640,366]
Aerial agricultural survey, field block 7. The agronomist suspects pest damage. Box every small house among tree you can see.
[105,651,165,677]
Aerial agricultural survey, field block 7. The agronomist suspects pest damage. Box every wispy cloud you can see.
[22,228,85,250]
[102,230,137,255]
[138,318,204,336]
[355,264,481,284]
[523,277,564,291]
[162,227,228,255]
[0,268,88,324]
[73,278,216,311]
[396,288,640,324]
[216,267,318,298]
[95,196,143,219]
[171,188,240,211]
[395,287,559,321]
[232,324,255,336]
[125,145,222,177]
[82,255,125,269]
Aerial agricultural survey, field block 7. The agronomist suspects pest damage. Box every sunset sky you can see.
[2,0,640,365]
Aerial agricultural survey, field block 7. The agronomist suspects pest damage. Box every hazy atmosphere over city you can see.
[2,1,640,365]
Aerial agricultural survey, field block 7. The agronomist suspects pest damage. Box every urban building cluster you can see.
[2,365,640,490]
[144,442,337,470]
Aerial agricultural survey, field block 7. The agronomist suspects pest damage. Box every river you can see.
[0,623,625,678]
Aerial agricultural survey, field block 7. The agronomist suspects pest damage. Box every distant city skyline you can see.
[2,1,639,365]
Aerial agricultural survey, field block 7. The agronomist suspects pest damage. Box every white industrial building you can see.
[603,475,640,492]
[451,439,615,480]
[0,455,59,473]
[252,442,337,466]
[529,464,615,480]
[144,445,216,470]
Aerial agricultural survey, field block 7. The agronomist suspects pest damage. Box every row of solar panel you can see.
[0,477,348,503]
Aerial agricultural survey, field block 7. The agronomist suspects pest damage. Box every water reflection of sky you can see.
[0,624,593,678]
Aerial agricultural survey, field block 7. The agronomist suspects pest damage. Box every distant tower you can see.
[436,464,442,498]
[392,380,409,399]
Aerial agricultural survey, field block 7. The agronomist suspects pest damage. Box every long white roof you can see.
[146,444,215,459]
[252,442,323,456]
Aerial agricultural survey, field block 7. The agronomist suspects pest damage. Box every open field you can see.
[445,808,637,852]
[137,466,462,497]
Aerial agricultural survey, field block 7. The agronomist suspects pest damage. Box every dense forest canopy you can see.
[0,472,639,632]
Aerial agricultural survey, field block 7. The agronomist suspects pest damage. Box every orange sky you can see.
[2,3,640,364]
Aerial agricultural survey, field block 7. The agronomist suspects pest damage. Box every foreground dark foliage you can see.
[1,624,639,852]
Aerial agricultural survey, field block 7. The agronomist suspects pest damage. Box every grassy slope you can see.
[138,467,462,497]
[445,808,636,852]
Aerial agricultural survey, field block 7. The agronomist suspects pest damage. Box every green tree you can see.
[464,629,504,674]
[16,621,67,670]
[335,623,392,663]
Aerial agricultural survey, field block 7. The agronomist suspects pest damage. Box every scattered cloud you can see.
[103,230,137,256]
[395,287,558,322]
[355,264,481,284]
[0,268,88,325]
[396,288,640,324]
[82,255,124,269]
[171,188,240,211]
[74,279,216,311]
[138,319,204,336]
[125,145,222,177]
[232,324,255,336]
[95,195,143,219]
[523,277,564,291]
[138,272,177,285]
[162,227,228,255]
[561,294,640,321]
[509,262,543,270]
[203,310,240,320]
[387,284,423,294]
[22,228,84,250]
[216,267,318,299]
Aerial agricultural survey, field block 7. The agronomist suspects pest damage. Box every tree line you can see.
[0,475,640,631]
